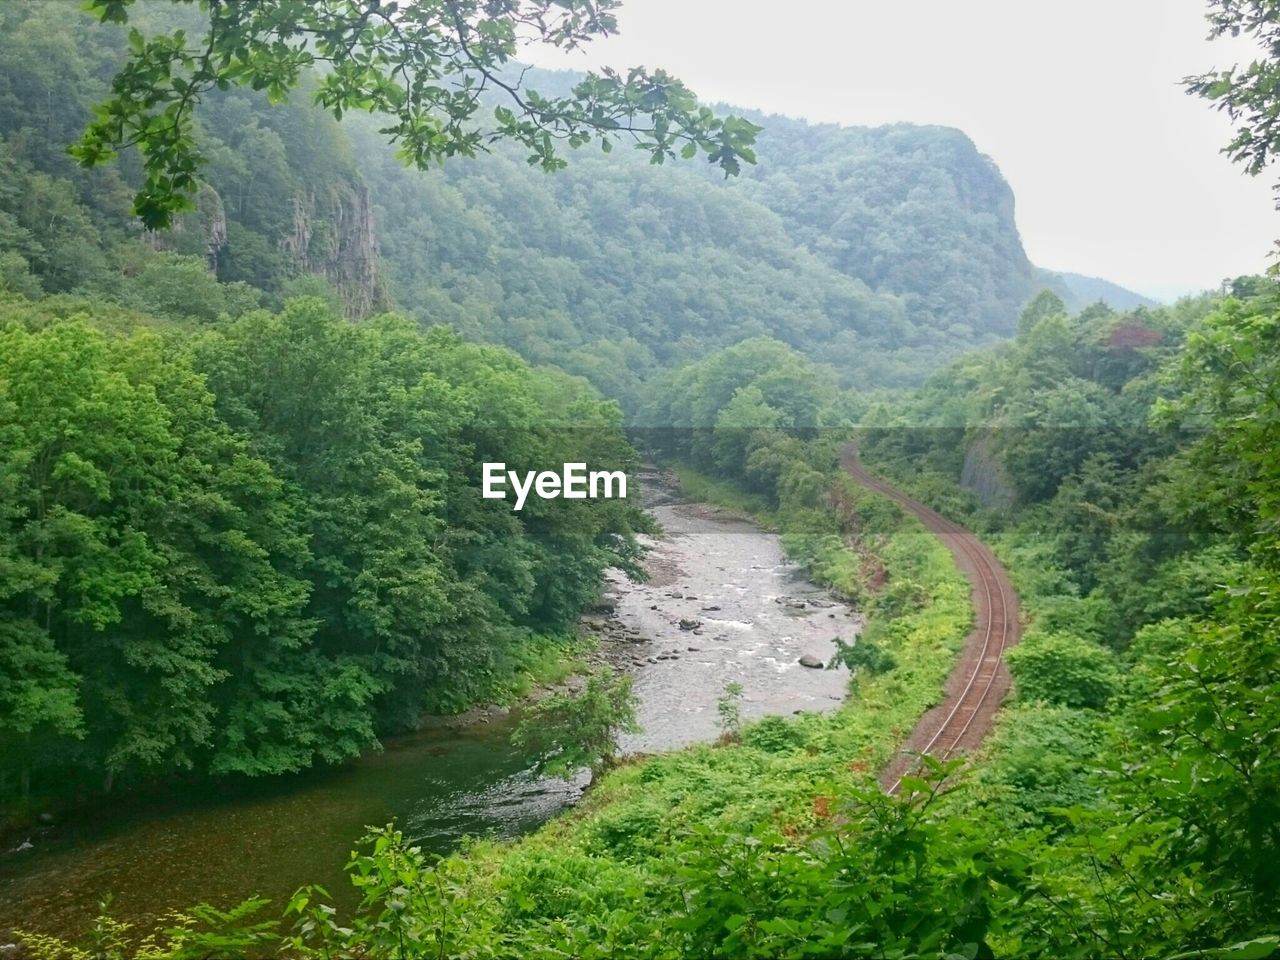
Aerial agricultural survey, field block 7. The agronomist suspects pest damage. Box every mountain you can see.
[0,8,1141,405]
[723,112,1040,340]
[1040,269,1161,311]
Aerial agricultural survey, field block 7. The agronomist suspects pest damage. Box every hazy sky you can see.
[527,0,1280,300]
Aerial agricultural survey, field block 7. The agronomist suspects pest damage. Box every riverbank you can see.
[0,627,592,847]
[0,468,873,945]
[313,461,975,956]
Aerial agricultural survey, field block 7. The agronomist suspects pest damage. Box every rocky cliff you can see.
[279,183,386,319]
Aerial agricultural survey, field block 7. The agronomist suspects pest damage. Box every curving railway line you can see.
[839,449,1021,794]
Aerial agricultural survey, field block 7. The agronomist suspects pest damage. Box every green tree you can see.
[512,668,639,777]
[1159,294,1280,569]
[1187,1,1280,209]
[74,0,760,228]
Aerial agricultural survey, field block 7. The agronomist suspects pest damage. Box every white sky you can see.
[526,0,1280,301]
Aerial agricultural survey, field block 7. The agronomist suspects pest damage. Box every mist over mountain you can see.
[1041,269,1162,310]
[0,9,1147,406]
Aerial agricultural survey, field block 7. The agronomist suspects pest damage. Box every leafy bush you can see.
[1007,630,1120,709]
[589,798,668,860]
[740,715,809,754]
[969,703,1104,827]
[512,669,640,777]
[830,637,898,676]
[716,680,745,739]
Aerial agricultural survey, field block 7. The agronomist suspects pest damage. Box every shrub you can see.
[741,715,808,754]
[1007,630,1120,709]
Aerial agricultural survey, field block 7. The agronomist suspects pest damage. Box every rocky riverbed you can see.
[590,468,857,751]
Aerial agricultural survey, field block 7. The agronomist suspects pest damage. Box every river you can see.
[0,471,859,942]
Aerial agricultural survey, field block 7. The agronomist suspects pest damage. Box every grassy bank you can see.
[19,461,973,959]
[375,462,975,955]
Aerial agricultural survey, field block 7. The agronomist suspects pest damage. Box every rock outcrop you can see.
[280,183,387,319]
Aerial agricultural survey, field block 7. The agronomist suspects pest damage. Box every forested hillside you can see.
[0,2,387,316]
[0,3,1150,411]
[0,290,642,804]
[724,114,1039,334]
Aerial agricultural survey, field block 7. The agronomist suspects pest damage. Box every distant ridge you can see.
[1038,268,1160,311]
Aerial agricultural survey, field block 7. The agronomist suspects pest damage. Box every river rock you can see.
[14,838,33,852]
[0,944,20,959]
[687,646,700,652]
[37,812,55,825]
[678,618,700,631]
[592,597,617,614]
[798,654,825,669]
[701,605,721,612]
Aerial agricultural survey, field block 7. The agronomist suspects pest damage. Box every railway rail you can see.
[839,449,1020,794]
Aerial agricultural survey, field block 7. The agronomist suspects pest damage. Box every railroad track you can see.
[839,449,1020,795]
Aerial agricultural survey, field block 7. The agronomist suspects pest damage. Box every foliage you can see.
[8,2,1280,957]
[1158,293,1280,568]
[18,897,277,960]
[1187,1,1280,212]
[829,637,898,678]
[0,295,642,807]
[15,350,980,958]
[855,280,1280,956]
[965,703,1104,829]
[512,668,640,777]
[74,0,760,228]
[1005,630,1120,710]
[715,680,745,739]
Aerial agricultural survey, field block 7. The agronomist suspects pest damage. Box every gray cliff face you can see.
[205,187,228,271]
[280,183,387,319]
[150,178,386,320]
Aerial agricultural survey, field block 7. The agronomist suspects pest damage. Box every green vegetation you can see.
[854,277,1280,954]
[715,680,745,739]
[62,263,1273,960]
[512,669,640,778]
[0,2,1144,409]
[5,0,1280,956]
[0,292,642,811]
[74,0,760,229]
[17,454,973,958]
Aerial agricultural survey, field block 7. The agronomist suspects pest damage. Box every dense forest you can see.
[0,3,1147,408]
[1,291,642,802]
[3,0,1279,957]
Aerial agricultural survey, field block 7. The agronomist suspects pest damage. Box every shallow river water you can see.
[0,473,859,941]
